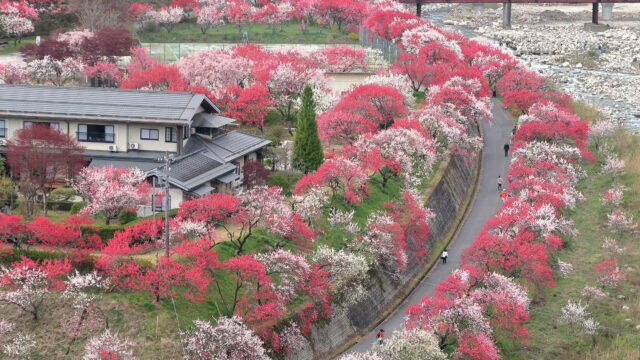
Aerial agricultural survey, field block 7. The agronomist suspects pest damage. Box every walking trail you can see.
[346,98,514,354]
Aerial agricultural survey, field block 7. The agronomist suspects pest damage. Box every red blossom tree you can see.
[6,125,85,216]
[317,109,377,144]
[243,160,270,188]
[495,68,545,97]
[223,84,275,130]
[391,44,459,92]
[337,84,407,130]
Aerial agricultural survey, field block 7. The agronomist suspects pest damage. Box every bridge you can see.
[399,0,640,28]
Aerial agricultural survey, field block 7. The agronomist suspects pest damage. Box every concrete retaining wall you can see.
[289,129,480,359]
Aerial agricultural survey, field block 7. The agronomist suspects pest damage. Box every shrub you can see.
[49,187,76,202]
[267,173,292,195]
[0,176,17,209]
[118,210,138,225]
[70,201,85,215]
[82,224,124,243]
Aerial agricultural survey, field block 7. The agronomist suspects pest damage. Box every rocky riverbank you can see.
[429,3,640,130]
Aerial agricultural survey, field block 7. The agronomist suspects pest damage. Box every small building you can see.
[0,85,270,207]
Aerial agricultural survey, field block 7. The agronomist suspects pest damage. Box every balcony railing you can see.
[77,132,114,143]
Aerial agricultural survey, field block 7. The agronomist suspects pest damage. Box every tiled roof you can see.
[0,85,219,122]
[183,132,271,161]
[167,151,223,183]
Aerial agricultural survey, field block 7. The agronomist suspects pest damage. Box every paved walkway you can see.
[346,99,514,354]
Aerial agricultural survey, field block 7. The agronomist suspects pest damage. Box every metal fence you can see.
[358,26,401,64]
[140,43,361,62]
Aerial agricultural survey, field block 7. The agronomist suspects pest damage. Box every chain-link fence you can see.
[139,43,361,62]
[358,26,401,64]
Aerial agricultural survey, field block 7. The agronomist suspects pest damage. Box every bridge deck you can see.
[400,0,639,3]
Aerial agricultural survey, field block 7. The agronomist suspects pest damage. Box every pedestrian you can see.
[441,249,448,264]
[497,176,503,190]
[377,329,385,345]
[503,143,510,157]
[500,189,507,201]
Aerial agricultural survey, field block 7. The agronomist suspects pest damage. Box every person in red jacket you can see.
[377,329,385,345]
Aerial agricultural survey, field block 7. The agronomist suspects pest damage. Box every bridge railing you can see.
[359,26,401,64]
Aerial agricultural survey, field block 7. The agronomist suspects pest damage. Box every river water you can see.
[424,9,640,132]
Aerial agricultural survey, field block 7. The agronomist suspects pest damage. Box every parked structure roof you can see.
[0,85,220,123]
[192,113,235,128]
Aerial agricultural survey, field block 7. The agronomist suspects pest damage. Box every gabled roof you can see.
[0,85,220,123]
[146,150,236,192]
[183,132,272,162]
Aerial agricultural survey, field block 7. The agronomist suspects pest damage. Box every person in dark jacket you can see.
[504,143,510,157]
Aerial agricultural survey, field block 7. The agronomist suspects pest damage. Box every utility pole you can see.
[161,153,174,257]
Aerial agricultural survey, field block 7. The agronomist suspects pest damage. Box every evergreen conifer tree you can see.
[293,85,324,173]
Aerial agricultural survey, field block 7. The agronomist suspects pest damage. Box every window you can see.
[24,121,59,130]
[0,120,5,138]
[78,124,114,143]
[140,128,159,140]
[165,127,177,143]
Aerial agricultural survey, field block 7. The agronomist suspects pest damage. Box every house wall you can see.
[0,117,181,153]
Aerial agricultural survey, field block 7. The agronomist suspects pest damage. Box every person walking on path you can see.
[504,143,510,157]
[377,329,385,345]
[441,249,448,264]
[497,176,503,190]
[500,189,507,201]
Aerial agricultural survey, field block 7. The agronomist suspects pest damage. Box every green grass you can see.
[136,20,358,45]
[500,132,640,360]
[0,36,35,55]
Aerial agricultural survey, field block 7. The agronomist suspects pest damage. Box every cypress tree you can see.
[293,85,324,173]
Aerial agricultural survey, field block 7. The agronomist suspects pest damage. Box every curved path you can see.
[346,99,513,355]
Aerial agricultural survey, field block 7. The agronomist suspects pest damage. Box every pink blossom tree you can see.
[147,6,184,33]
[0,62,28,84]
[73,165,149,225]
[196,6,224,34]
[312,45,367,73]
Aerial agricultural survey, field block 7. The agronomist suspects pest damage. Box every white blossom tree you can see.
[181,316,268,360]
[373,328,447,360]
[27,56,84,86]
[83,329,137,360]
[311,245,369,307]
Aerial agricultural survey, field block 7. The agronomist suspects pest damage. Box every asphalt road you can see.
[345,99,514,354]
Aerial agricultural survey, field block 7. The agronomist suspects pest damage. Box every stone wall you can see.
[290,131,480,359]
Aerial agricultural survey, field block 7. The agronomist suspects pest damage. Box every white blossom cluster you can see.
[560,300,599,335]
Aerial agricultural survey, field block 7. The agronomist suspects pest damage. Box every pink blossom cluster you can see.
[600,185,625,207]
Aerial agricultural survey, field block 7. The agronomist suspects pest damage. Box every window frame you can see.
[140,128,159,140]
[165,127,177,143]
[23,121,60,130]
[77,124,115,143]
[0,119,5,138]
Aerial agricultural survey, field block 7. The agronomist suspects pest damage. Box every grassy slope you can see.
[501,129,640,360]
[0,37,35,56]
[136,20,358,44]
[0,172,418,359]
